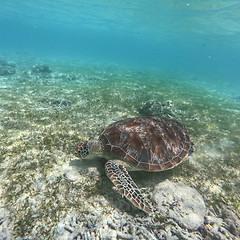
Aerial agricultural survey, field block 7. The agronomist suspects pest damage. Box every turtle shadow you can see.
[69,157,106,170]
[130,170,174,189]
[69,157,175,214]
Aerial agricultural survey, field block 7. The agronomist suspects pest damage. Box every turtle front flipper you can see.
[105,160,153,214]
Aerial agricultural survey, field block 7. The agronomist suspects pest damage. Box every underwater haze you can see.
[1,1,240,84]
[0,1,240,239]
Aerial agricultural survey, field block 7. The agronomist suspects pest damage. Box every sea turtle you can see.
[74,117,192,213]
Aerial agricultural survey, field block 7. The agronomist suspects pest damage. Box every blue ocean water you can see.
[0,0,240,94]
[1,1,240,238]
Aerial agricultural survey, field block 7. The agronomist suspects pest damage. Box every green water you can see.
[0,61,239,238]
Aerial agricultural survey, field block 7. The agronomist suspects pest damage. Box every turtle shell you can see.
[99,118,191,171]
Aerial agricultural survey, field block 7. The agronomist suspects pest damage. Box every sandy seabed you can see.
[0,56,239,239]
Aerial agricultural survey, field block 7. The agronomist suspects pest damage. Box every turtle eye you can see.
[74,141,89,158]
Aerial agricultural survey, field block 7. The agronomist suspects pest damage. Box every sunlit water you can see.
[0,0,240,238]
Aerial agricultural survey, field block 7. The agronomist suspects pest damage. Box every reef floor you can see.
[0,57,239,239]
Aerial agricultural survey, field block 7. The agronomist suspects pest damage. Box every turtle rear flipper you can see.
[105,160,153,213]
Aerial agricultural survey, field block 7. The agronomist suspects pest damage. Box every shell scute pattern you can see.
[100,118,191,172]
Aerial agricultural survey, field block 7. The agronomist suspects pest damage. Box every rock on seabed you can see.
[0,60,16,76]
[152,180,206,230]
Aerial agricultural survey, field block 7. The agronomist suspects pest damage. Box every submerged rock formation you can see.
[138,100,178,119]
[0,60,16,76]
[32,64,52,74]
[152,180,206,230]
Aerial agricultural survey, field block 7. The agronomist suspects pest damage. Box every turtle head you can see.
[74,137,103,158]
[74,141,89,158]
